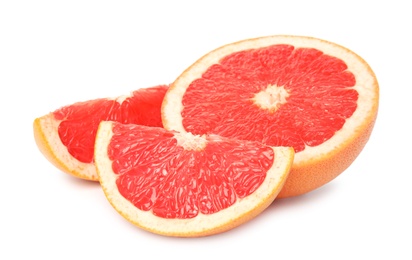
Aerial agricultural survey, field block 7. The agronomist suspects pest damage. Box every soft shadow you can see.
[188,183,341,240]
[61,172,101,189]
[268,182,339,212]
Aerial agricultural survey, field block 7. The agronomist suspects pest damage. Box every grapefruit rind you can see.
[95,121,294,237]
[162,35,379,198]
[33,85,169,181]
[33,114,98,180]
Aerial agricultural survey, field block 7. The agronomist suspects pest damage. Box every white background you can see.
[1,1,411,259]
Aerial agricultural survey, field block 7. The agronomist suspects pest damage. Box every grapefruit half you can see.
[162,35,379,198]
[94,121,294,237]
[33,85,168,181]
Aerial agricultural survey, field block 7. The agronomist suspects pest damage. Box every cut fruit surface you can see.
[33,85,168,180]
[94,121,294,237]
[162,35,379,198]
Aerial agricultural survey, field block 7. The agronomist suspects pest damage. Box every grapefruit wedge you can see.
[162,35,379,198]
[33,85,168,181]
[94,121,294,237]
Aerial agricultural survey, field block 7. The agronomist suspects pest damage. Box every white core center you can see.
[174,132,207,151]
[108,92,133,104]
[252,84,289,112]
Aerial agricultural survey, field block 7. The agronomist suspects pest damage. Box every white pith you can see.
[108,92,133,104]
[162,35,379,165]
[252,84,289,112]
[174,131,207,151]
[95,121,294,236]
[37,114,98,179]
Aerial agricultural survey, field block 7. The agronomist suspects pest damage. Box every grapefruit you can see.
[94,121,294,237]
[33,85,168,181]
[162,35,379,198]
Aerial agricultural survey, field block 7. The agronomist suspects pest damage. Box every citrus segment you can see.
[162,35,379,198]
[95,121,294,237]
[180,44,357,152]
[33,85,168,180]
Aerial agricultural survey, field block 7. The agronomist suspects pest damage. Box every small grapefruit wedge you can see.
[94,121,294,237]
[162,35,379,198]
[33,85,168,181]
